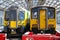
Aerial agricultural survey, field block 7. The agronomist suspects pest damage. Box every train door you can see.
[9,10,17,34]
[39,10,46,30]
[9,10,17,29]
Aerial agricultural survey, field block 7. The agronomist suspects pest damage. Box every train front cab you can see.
[30,6,56,34]
[4,6,22,38]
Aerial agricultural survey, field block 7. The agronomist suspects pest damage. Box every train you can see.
[30,6,56,34]
[22,6,60,40]
[4,6,57,35]
[4,6,29,38]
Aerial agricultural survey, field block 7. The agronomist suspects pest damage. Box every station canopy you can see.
[0,0,59,13]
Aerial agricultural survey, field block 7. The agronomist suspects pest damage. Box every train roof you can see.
[31,6,55,9]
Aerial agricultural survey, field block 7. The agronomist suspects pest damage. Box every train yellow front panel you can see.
[4,21,9,26]
[30,19,38,30]
[48,19,56,29]
[40,10,46,30]
[18,20,27,26]
[10,21,16,28]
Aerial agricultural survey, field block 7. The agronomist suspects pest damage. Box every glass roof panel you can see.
[0,0,59,13]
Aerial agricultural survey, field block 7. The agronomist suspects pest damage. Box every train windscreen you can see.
[18,11,24,20]
[5,11,10,21]
[5,10,17,21]
[9,10,17,21]
[48,8,55,19]
[31,9,38,19]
